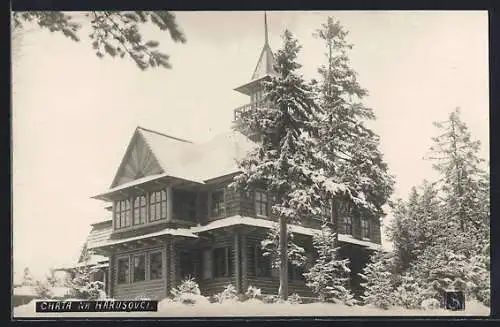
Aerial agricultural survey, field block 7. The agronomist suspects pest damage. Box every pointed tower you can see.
[234,12,277,116]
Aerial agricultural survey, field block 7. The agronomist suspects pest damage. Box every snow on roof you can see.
[13,286,38,298]
[86,220,113,250]
[191,216,382,251]
[88,227,198,250]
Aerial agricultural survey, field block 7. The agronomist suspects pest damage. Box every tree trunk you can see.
[278,215,288,301]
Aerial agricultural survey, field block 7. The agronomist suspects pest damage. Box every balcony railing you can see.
[233,100,267,121]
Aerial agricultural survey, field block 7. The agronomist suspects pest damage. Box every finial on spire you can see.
[264,11,269,45]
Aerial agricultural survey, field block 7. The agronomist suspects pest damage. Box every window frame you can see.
[133,194,148,226]
[361,216,370,240]
[210,189,226,218]
[116,255,131,285]
[149,189,167,222]
[213,246,232,278]
[149,251,163,280]
[132,253,146,283]
[344,215,353,235]
[115,199,132,230]
[254,190,269,218]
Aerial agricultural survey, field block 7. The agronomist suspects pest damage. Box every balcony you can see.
[233,100,268,121]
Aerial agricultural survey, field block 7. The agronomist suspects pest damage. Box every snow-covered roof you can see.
[94,128,257,199]
[88,227,198,250]
[190,215,382,251]
[13,286,38,298]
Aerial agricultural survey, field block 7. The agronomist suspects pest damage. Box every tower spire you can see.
[264,12,269,45]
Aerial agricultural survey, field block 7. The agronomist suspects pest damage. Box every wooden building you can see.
[87,15,382,300]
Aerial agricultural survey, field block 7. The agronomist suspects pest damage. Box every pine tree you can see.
[261,223,307,269]
[304,224,355,305]
[12,11,186,70]
[313,17,394,241]
[359,250,397,309]
[388,181,442,273]
[428,107,488,240]
[68,247,106,300]
[232,29,360,301]
[22,267,34,286]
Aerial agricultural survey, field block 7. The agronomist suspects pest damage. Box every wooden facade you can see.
[89,24,382,301]
[89,175,380,300]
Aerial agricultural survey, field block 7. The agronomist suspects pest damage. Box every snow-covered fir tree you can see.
[22,267,35,286]
[304,224,355,305]
[261,223,307,269]
[429,107,488,242]
[313,16,395,237]
[359,250,398,309]
[68,247,106,300]
[232,29,361,300]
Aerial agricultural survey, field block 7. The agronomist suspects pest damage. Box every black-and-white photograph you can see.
[12,10,490,317]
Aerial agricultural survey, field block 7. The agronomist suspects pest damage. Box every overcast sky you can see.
[12,11,488,280]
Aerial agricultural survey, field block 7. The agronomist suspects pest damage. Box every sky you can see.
[12,11,489,281]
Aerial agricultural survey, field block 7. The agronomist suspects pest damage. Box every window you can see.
[173,190,197,221]
[213,247,232,278]
[133,254,146,282]
[210,190,225,218]
[149,252,163,280]
[115,199,131,229]
[133,195,147,225]
[344,216,353,235]
[117,257,130,284]
[202,249,213,279]
[255,191,269,217]
[149,190,167,222]
[361,217,370,239]
[179,250,193,279]
[255,246,272,277]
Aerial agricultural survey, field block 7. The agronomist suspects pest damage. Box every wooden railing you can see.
[233,101,267,121]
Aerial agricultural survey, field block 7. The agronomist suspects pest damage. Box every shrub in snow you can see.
[245,285,262,300]
[262,295,279,304]
[421,298,441,310]
[171,277,209,305]
[305,225,355,306]
[288,293,302,304]
[360,252,397,310]
[214,284,238,304]
[134,294,152,300]
[35,280,53,299]
[392,275,427,309]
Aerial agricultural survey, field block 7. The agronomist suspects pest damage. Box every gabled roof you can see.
[95,128,257,198]
[251,43,277,81]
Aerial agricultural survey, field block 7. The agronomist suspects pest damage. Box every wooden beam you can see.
[234,232,241,293]
[241,234,248,292]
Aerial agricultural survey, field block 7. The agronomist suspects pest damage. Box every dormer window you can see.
[115,199,131,229]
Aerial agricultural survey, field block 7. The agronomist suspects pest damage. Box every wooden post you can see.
[234,231,241,293]
[278,216,288,301]
[164,240,169,297]
[241,234,248,292]
[169,240,176,288]
[107,255,114,298]
[167,187,173,222]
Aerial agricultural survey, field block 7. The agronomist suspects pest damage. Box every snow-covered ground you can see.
[13,298,489,318]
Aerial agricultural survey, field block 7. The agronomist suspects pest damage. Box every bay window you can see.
[133,195,147,225]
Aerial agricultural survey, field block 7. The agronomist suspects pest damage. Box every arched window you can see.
[133,195,147,225]
[150,190,167,222]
